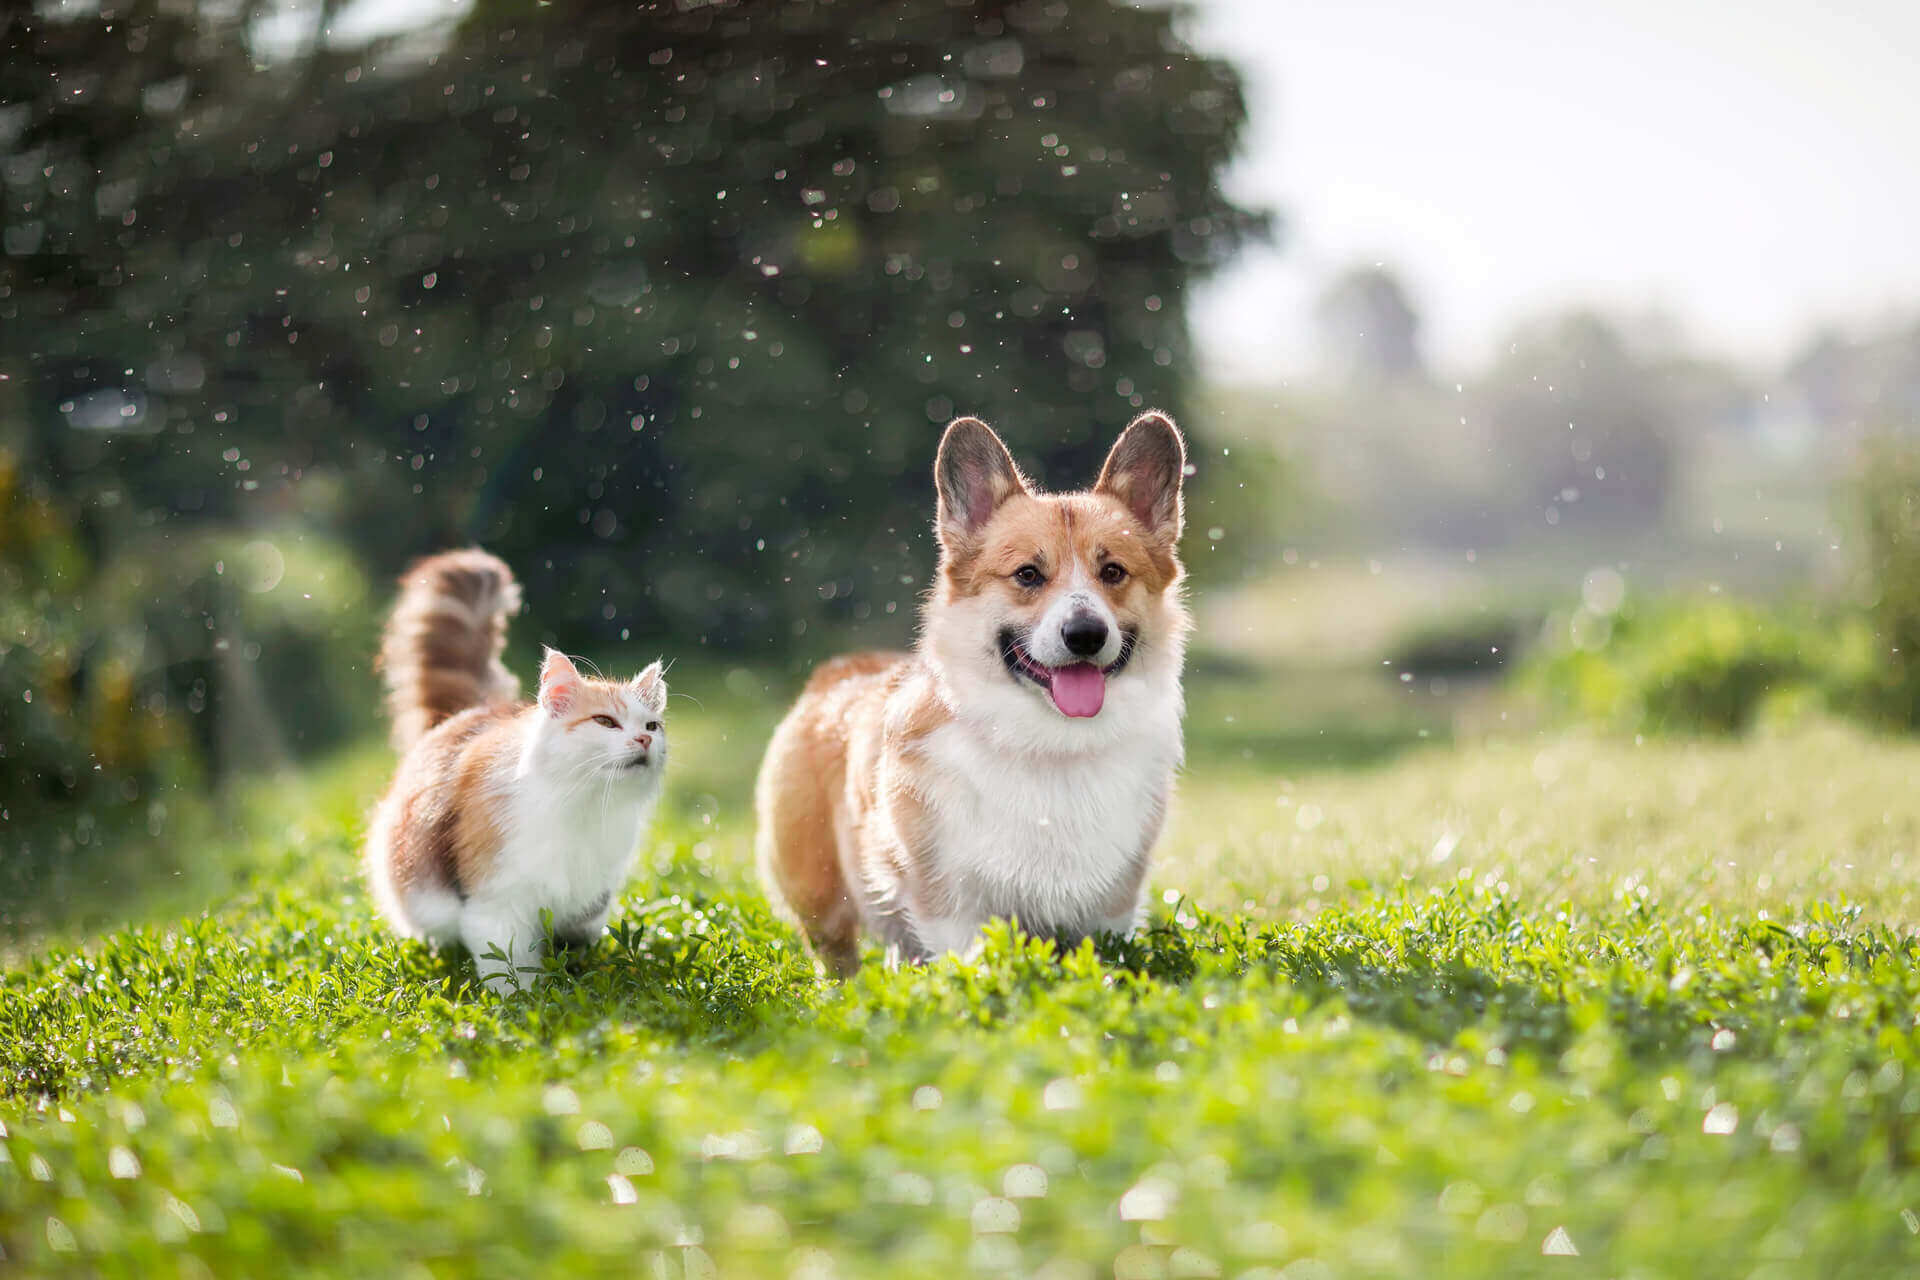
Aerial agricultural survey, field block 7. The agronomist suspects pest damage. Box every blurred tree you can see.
[1853,436,1920,729]
[1782,320,1920,444]
[0,0,1268,809]
[1314,264,1426,387]
[1478,310,1678,534]
[1,0,1265,648]
[1785,331,1859,432]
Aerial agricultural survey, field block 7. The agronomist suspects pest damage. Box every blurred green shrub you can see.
[1523,438,1920,736]
[1854,437,1920,729]
[0,451,191,827]
[3,447,379,922]
[1523,595,1880,736]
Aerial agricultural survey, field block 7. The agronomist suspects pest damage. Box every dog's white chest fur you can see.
[907,712,1180,955]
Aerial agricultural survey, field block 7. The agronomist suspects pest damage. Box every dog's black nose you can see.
[1062,612,1109,658]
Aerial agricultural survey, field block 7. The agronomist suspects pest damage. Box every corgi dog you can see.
[755,412,1189,974]
[364,549,668,991]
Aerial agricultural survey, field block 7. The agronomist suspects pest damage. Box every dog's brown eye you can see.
[1013,564,1045,588]
[591,714,620,729]
[645,720,661,733]
[1099,562,1128,585]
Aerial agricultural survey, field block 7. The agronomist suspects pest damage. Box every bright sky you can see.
[1181,0,1920,381]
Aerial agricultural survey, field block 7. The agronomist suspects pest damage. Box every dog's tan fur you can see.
[757,412,1189,974]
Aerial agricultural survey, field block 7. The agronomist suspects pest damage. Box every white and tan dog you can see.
[755,412,1190,973]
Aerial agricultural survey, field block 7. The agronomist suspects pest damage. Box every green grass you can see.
[5,666,1920,1277]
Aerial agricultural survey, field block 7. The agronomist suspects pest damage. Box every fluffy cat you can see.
[364,548,667,991]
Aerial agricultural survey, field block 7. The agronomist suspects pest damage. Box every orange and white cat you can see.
[365,549,667,991]
[756,412,1190,974]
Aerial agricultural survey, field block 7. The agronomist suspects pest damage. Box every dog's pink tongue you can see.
[1049,663,1106,718]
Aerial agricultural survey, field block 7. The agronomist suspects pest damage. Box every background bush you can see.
[1522,595,1881,736]
[1854,436,1920,729]
[2,446,376,923]
[1524,440,1920,738]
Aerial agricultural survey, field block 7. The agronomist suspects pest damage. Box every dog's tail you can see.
[378,548,522,752]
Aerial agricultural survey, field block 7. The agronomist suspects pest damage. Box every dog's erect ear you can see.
[538,648,583,717]
[935,416,1028,547]
[1096,411,1186,541]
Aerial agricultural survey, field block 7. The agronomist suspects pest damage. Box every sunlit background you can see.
[3,0,1918,937]
[1189,0,1920,378]
[1179,0,1920,685]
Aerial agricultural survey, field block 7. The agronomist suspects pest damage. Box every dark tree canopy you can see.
[0,0,1265,813]
[3,0,1262,637]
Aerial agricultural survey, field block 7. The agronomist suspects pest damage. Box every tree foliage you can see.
[0,0,1265,805]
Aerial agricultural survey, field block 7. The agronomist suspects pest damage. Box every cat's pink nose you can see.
[633,732,653,751]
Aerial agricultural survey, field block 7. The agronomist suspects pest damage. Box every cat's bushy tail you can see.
[378,548,522,752]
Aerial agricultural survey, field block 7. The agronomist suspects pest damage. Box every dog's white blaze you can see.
[1028,568,1124,669]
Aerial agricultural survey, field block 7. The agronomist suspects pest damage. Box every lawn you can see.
[4,663,1920,1278]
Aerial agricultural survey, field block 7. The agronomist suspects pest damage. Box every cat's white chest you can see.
[495,789,651,916]
[913,721,1177,935]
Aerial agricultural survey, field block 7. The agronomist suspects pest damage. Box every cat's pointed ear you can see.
[629,660,666,707]
[538,648,583,717]
[935,416,1028,551]
[1096,410,1186,543]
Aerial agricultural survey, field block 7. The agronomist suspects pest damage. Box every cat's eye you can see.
[1099,562,1128,585]
[591,714,620,729]
[645,720,661,733]
[1013,564,1045,588]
